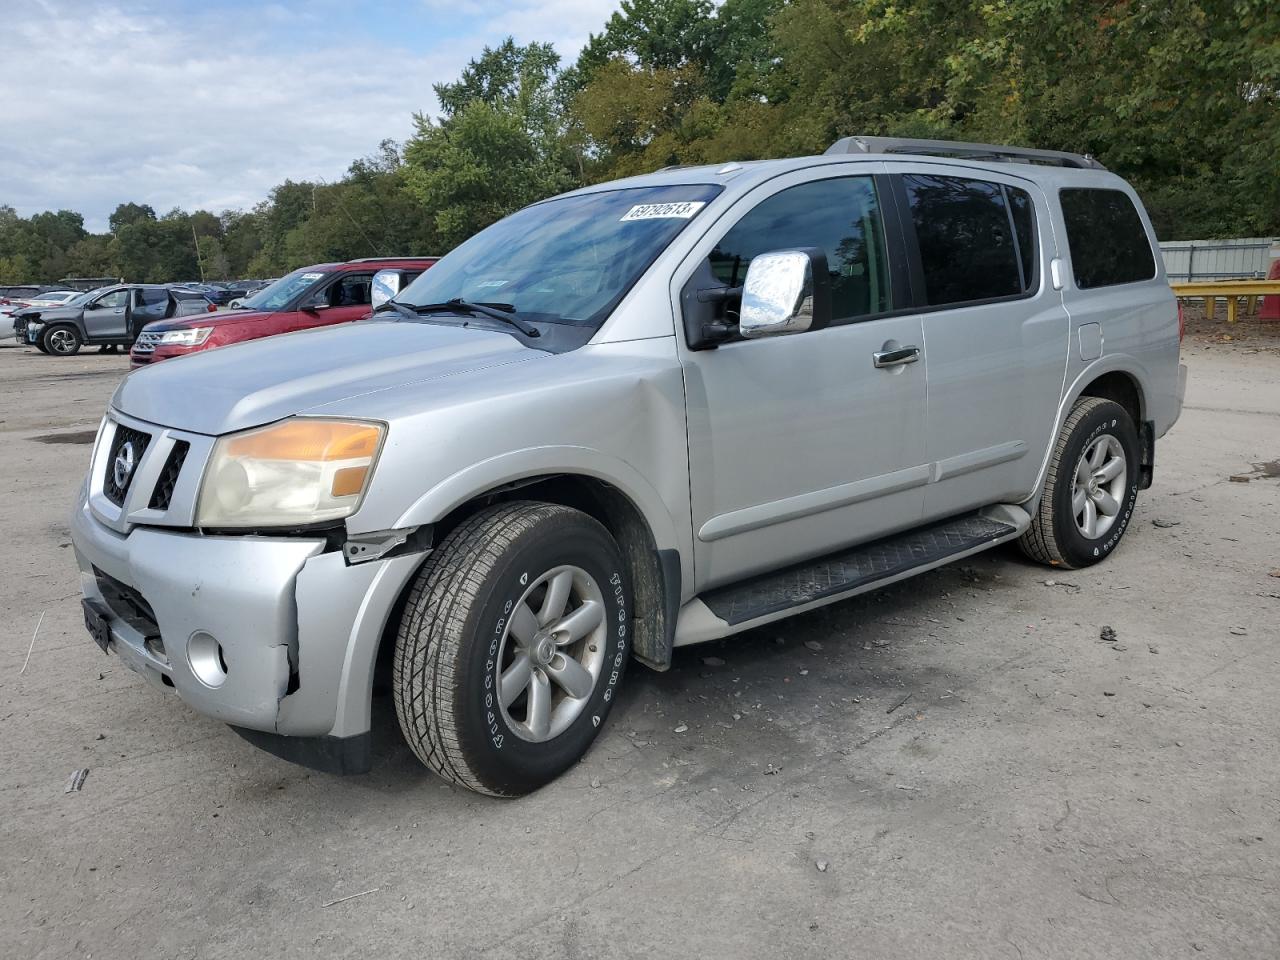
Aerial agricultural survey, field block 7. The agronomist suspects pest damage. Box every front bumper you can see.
[129,342,200,367]
[70,489,427,751]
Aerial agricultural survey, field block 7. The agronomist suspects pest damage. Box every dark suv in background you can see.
[15,285,215,355]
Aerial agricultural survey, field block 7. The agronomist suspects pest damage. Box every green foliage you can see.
[0,0,1274,286]
[403,40,577,248]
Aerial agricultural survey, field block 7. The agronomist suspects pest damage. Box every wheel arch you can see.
[426,473,679,671]
[1026,358,1151,509]
[370,454,687,681]
[1077,369,1144,426]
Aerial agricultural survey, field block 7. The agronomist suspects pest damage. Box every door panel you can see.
[300,273,374,330]
[889,166,1069,518]
[676,169,927,590]
[683,317,927,588]
[84,289,129,339]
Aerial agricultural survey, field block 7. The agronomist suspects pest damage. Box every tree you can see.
[107,202,157,233]
[404,39,578,248]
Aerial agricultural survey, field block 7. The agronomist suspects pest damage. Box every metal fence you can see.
[1159,238,1277,282]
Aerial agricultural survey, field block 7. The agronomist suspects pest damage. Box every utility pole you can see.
[192,222,205,281]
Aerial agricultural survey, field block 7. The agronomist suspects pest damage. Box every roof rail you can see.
[345,256,439,263]
[825,136,1105,170]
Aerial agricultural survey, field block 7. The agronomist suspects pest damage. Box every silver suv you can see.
[71,137,1186,795]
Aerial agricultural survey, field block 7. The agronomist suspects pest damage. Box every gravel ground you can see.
[1,333,1278,960]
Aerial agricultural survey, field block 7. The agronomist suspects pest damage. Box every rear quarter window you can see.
[902,174,1037,307]
[1059,188,1156,289]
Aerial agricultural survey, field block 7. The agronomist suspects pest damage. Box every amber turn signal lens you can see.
[331,465,369,498]
[225,419,382,461]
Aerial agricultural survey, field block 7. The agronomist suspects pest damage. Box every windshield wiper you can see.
[373,299,420,320]
[409,299,540,338]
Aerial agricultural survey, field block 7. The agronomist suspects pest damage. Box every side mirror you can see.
[84,300,101,310]
[300,295,328,312]
[370,269,401,309]
[739,248,831,339]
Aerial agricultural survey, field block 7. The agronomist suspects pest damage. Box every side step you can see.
[699,511,1021,630]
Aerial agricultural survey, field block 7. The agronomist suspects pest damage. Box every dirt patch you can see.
[1182,300,1280,354]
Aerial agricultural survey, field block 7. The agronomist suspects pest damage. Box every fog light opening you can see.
[188,631,228,688]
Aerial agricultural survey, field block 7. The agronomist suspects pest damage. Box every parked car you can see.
[18,289,79,308]
[179,282,240,306]
[72,137,1184,795]
[227,279,276,309]
[16,284,215,355]
[131,257,437,366]
[0,284,47,307]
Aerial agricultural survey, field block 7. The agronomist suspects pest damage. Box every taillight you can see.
[1177,302,1185,343]
[207,303,216,312]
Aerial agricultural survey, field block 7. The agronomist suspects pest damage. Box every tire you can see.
[41,324,81,356]
[393,501,631,796]
[1019,397,1140,569]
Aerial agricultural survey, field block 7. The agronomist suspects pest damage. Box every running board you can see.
[675,507,1028,645]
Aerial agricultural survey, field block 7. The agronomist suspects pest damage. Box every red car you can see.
[130,257,437,367]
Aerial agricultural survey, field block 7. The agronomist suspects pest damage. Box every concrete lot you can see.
[2,322,1278,960]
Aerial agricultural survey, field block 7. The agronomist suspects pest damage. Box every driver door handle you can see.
[873,345,921,368]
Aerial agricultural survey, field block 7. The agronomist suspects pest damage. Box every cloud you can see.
[2,0,618,231]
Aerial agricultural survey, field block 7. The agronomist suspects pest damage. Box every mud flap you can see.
[1139,420,1155,490]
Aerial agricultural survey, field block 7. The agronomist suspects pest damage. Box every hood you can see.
[112,319,543,435]
[18,304,79,322]
[143,307,274,332]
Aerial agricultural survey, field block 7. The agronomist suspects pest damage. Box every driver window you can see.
[709,177,892,322]
[97,290,129,309]
[329,274,373,307]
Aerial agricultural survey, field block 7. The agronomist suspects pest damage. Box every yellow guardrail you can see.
[1169,280,1280,323]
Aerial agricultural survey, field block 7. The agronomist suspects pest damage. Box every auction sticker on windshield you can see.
[620,201,706,221]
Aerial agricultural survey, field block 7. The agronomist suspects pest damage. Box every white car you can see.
[21,290,80,308]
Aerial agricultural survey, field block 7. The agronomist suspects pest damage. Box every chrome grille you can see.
[103,425,152,506]
[132,331,162,353]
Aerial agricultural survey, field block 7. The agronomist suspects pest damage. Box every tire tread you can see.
[392,501,581,797]
[1018,396,1119,569]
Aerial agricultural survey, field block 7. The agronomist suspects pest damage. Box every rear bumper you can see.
[70,489,428,747]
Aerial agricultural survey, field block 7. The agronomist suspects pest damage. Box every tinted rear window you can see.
[1059,188,1155,288]
[902,175,1036,307]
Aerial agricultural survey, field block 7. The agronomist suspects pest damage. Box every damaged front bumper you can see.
[70,489,428,772]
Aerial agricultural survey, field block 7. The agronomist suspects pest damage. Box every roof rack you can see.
[345,256,439,263]
[825,136,1105,170]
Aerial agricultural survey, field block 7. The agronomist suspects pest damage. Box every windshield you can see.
[396,184,723,328]
[65,288,105,307]
[238,268,328,311]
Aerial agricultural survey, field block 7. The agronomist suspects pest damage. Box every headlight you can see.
[158,327,214,346]
[196,418,385,528]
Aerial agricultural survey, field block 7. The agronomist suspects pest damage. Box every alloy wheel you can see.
[1070,433,1127,539]
[496,565,608,743]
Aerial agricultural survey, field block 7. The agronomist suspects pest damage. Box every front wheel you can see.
[393,502,631,796]
[1019,397,1140,569]
[41,324,81,356]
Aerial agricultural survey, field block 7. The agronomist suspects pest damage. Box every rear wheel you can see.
[41,324,81,356]
[393,502,631,796]
[1019,397,1139,569]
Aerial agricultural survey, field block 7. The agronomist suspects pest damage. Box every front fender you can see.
[389,444,687,566]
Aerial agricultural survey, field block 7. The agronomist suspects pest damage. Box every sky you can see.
[2,0,621,232]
